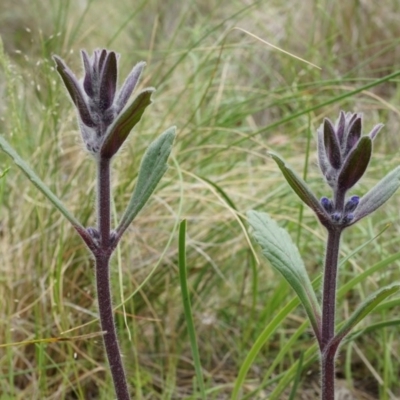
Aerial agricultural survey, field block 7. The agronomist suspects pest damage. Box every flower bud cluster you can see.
[54,49,147,156]
[317,111,383,193]
[321,195,360,225]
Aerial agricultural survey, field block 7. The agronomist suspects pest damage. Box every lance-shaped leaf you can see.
[99,51,117,111]
[53,56,95,128]
[345,117,362,153]
[317,127,329,176]
[369,123,384,140]
[323,118,342,169]
[81,50,94,97]
[351,166,400,224]
[327,284,400,353]
[270,152,330,226]
[116,61,146,113]
[337,135,371,192]
[100,88,154,159]
[0,135,95,249]
[116,126,176,237]
[335,111,346,143]
[247,210,321,342]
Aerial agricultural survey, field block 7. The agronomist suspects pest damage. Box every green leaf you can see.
[269,152,330,226]
[231,296,300,400]
[116,126,176,236]
[352,166,400,224]
[100,88,155,159]
[331,284,400,349]
[0,135,81,227]
[0,166,10,179]
[178,220,206,400]
[0,135,85,231]
[247,210,321,340]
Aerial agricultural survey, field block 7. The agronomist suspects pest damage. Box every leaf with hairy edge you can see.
[53,56,95,128]
[100,88,154,159]
[351,166,400,224]
[0,135,95,248]
[247,210,321,342]
[270,152,330,226]
[328,284,400,352]
[338,136,371,192]
[116,127,176,237]
[323,118,341,169]
[116,61,146,112]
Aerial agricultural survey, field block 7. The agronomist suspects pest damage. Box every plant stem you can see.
[96,156,131,400]
[321,347,336,400]
[321,227,342,400]
[96,255,130,399]
[98,158,111,248]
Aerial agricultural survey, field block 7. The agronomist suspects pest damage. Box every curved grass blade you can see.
[0,166,10,179]
[288,351,304,400]
[116,126,176,237]
[330,284,400,350]
[247,210,321,341]
[231,296,300,400]
[178,219,206,400]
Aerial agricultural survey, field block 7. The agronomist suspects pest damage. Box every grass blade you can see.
[288,351,304,400]
[178,219,206,400]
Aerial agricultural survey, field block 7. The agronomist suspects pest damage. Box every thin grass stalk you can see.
[178,219,207,400]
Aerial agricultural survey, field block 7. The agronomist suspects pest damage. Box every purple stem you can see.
[320,227,342,400]
[321,345,336,400]
[98,158,111,248]
[95,156,131,400]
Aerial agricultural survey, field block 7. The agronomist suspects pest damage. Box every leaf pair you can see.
[248,210,400,349]
[270,152,400,227]
[0,127,176,245]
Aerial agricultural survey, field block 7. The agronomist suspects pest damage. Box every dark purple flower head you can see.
[270,112,400,230]
[54,49,152,158]
[317,111,383,193]
[316,111,385,227]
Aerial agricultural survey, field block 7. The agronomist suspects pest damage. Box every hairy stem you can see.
[321,227,342,399]
[96,157,131,400]
[98,157,111,247]
[321,346,336,400]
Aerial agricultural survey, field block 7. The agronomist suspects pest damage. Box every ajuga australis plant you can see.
[0,49,176,400]
[248,112,400,400]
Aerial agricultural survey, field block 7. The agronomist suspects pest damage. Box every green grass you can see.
[1,0,400,398]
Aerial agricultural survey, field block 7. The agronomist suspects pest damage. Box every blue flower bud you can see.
[331,212,341,222]
[344,195,360,213]
[321,197,333,213]
[342,213,354,224]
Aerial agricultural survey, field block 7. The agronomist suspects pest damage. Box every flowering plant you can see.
[0,49,176,400]
[248,112,400,400]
